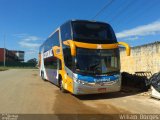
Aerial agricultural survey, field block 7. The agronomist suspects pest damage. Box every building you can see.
[11,50,25,62]
[0,48,25,63]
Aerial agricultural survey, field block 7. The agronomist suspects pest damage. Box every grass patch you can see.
[0,66,38,71]
[0,67,9,71]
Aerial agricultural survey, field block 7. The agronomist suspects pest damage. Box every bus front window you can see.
[75,48,120,75]
[72,21,117,44]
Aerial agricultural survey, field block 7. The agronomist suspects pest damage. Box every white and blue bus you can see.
[39,20,130,95]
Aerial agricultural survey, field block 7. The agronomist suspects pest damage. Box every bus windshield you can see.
[72,21,117,43]
[75,48,120,75]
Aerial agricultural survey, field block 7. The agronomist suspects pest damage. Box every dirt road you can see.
[0,69,160,116]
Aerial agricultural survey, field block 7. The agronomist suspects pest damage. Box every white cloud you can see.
[25,49,38,55]
[14,34,43,61]
[19,41,40,48]
[23,36,42,42]
[13,33,28,38]
[18,35,42,49]
[125,36,139,41]
[116,20,160,39]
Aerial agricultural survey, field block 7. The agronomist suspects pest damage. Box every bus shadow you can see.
[75,88,142,100]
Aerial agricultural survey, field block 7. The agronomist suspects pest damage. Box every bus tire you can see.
[59,77,67,93]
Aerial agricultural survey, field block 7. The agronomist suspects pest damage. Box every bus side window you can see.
[61,22,73,70]
[50,31,60,47]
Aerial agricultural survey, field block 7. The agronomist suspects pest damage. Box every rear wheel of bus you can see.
[41,71,46,81]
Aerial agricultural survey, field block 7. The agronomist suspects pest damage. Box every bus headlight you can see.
[73,77,91,85]
[73,74,95,86]
[74,78,96,86]
[75,79,88,85]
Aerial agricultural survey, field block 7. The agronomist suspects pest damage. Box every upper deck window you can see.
[72,21,117,44]
[61,22,72,41]
[43,31,59,52]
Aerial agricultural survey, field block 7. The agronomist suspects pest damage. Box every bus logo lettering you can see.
[43,49,53,58]
[97,44,102,49]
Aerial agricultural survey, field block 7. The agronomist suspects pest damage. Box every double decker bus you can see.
[39,20,130,95]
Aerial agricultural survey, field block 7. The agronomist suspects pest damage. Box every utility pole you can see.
[3,34,6,67]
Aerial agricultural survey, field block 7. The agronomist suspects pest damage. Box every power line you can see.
[91,0,115,20]
[114,0,143,26]
[108,0,135,23]
[116,0,160,29]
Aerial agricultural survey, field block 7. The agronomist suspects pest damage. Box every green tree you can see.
[27,58,37,66]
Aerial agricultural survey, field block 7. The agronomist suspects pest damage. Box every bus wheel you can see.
[41,71,45,80]
[59,79,67,93]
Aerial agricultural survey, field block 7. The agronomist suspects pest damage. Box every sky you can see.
[0,0,160,61]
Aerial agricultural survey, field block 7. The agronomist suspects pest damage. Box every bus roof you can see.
[66,19,109,25]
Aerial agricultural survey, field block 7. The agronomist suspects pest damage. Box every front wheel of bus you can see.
[59,79,67,93]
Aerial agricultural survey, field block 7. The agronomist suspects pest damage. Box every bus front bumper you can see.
[73,80,121,95]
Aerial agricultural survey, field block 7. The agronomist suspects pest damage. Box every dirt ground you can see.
[0,69,160,119]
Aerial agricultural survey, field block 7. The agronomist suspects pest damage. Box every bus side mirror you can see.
[52,46,62,59]
[118,42,131,56]
[63,40,76,56]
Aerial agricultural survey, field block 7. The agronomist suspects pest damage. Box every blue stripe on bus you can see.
[77,74,119,83]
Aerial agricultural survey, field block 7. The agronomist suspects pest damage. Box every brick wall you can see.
[0,48,20,62]
[0,48,4,62]
[120,41,160,74]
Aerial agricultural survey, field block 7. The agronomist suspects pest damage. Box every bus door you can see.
[46,56,59,85]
